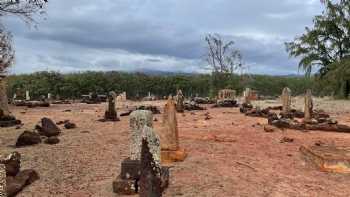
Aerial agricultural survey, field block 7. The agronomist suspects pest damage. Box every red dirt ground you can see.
[1,101,350,197]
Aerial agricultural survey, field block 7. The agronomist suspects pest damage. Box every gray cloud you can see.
[3,0,323,75]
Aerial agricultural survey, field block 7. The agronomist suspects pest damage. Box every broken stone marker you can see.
[130,110,153,160]
[158,97,187,163]
[304,89,313,123]
[281,87,291,114]
[104,91,120,121]
[175,90,185,113]
[0,164,5,197]
[113,110,153,195]
[300,145,350,173]
[139,126,167,197]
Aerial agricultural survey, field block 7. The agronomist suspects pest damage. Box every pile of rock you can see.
[0,152,39,197]
[193,97,215,104]
[267,89,350,133]
[184,101,206,111]
[0,115,21,128]
[13,100,50,108]
[136,105,161,114]
[16,118,62,147]
[213,99,239,108]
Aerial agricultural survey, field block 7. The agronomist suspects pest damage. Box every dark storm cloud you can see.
[4,0,323,74]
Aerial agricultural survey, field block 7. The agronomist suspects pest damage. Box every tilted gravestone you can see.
[139,126,167,197]
[104,91,119,121]
[175,90,185,113]
[0,164,5,197]
[281,87,291,114]
[113,110,153,195]
[157,97,187,163]
[304,89,313,122]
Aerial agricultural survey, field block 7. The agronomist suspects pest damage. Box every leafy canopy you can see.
[286,0,350,76]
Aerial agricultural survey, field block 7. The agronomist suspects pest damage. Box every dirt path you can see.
[1,101,350,197]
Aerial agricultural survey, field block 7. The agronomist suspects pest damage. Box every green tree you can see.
[286,0,350,76]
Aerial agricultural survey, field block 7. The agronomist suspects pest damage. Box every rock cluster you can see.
[0,152,39,197]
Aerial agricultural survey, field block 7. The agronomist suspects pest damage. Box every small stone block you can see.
[300,145,350,173]
[161,148,187,163]
[120,158,141,180]
[112,176,138,195]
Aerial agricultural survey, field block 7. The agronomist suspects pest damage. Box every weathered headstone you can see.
[158,97,187,163]
[139,126,162,197]
[243,88,251,104]
[0,79,10,117]
[130,110,153,160]
[25,90,30,101]
[218,89,236,100]
[304,89,313,122]
[175,90,185,113]
[104,91,119,121]
[0,164,6,197]
[113,110,153,195]
[281,87,291,114]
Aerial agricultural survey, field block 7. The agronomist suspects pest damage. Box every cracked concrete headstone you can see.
[0,164,5,197]
[130,110,153,160]
[113,110,153,195]
[281,87,291,114]
[139,126,162,197]
[304,89,313,122]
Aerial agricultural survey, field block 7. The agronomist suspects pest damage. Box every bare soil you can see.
[1,99,350,197]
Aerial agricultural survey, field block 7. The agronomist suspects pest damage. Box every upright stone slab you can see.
[139,126,162,197]
[160,97,179,151]
[0,164,5,197]
[25,91,30,101]
[304,89,313,122]
[0,79,10,117]
[175,90,185,113]
[113,110,153,195]
[243,88,251,104]
[104,91,119,121]
[158,97,187,163]
[281,87,291,114]
[130,110,153,161]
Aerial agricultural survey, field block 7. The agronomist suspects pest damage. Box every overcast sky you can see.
[3,0,323,75]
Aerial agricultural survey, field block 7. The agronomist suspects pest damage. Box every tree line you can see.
[5,71,329,100]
